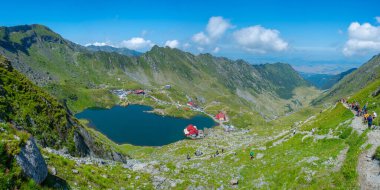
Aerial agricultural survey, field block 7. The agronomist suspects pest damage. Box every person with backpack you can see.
[362,103,367,113]
[364,113,369,123]
[368,115,373,129]
[250,151,255,160]
[357,108,362,116]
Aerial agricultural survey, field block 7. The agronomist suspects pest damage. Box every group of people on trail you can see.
[343,99,377,129]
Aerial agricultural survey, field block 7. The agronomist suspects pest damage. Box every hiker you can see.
[250,151,255,160]
[362,103,367,113]
[368,115,373,129]
[357,108,361,116]
[364,113,370,123]
[373,111,377,119]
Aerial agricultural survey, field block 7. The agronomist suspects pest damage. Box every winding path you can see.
[343,104,380,190]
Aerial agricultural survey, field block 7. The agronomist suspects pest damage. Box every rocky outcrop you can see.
[0,55,13,71]
[372,87,380,97]
[73,128,91,157]
[15,137,48,184]
[74,124,127,163]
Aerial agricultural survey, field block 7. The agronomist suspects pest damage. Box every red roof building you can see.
[187,101,195,107]
[215,112,226,121]
[184,124,199,137]
[134,89,145,94]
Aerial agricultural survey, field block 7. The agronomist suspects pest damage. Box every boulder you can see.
[0,57,13,71]
[372,87,380,97]
[195,150,203,156]
[230,179,238,185]
[72,169,79,174]
[15,137,48,184]
[48,166,57,175]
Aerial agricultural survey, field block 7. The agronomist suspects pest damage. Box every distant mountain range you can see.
[85,45,142,57]
[300,68,357,90]
[314,53,380,104]
[0,24,314,118]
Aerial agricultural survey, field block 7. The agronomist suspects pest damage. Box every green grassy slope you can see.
[346,78,380,125]
[0,55,128,161]
[0,55,75,150]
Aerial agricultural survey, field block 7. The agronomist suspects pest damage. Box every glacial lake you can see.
[76,105,216,146]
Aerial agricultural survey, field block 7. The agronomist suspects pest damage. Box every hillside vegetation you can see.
[0,55,128,161]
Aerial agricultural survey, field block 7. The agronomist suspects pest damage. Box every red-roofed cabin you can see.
[187,101,195,107]
[184,124,199,137]
[215,112,226,121]
[134,89,145,95]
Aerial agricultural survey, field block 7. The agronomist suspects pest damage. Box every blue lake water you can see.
[76,105,216,146]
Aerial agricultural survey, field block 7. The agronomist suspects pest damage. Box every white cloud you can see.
[192,16,231,45]
[164,40,180,48]
[213,47,220,53]
[192,32,211,45]
[376,16,380,23]
[233,25,288,53]
[206,16,232,39]
[343,22,380,56]
[85,41,113,47]
[119,37,154,50]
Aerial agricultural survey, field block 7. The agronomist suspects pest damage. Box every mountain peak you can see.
[0,24,67,55]
[1,24,60,38]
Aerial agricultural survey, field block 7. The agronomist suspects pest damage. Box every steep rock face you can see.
[15,137,48,184]
[73,128,91,157]
[74,125,127,162]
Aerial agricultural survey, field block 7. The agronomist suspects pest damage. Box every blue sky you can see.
[2,0,380,73]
